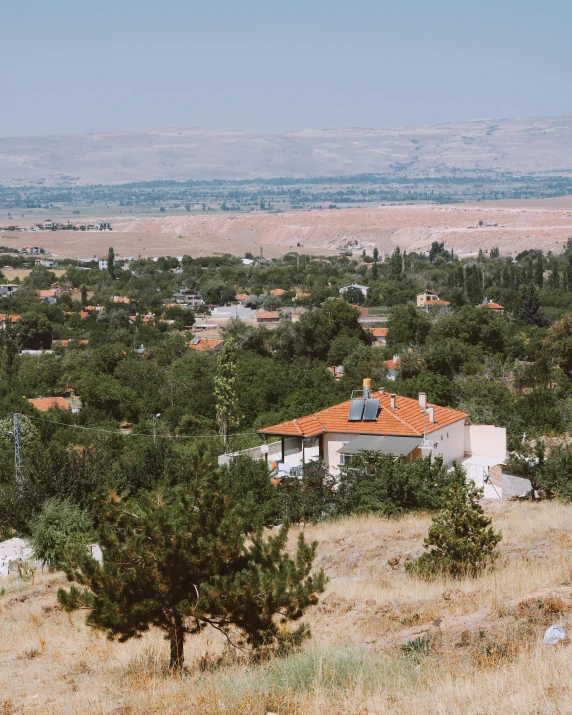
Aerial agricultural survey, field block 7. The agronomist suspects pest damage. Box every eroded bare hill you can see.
[2,115,572,185]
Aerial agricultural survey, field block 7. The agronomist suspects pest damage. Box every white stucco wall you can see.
[464,425,506,461]
[323,432,356,474]
[427,418,466,465]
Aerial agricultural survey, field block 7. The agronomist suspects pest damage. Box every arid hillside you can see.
[2,115,572,185]
[2,501,572,714]
[4,199,572,259]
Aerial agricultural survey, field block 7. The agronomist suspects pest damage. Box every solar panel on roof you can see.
[363,398,380,421]
[348,399,365,421]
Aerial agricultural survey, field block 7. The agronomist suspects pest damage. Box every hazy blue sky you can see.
[3,0,571,136]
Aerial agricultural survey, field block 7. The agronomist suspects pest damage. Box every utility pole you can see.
[12,413,23,487]
[152,413,161,445]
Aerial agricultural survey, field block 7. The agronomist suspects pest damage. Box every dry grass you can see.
[2,501,572,713]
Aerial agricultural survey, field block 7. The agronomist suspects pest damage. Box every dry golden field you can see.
[2,501,572,714]
[4,198,572,261]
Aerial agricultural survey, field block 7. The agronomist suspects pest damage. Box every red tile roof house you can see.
[256,311,281,325]
[478,299,505,315]
[384,355,401,380]
[27,396,70,412]
[368,327,388,346]
[187,337,225,353]
[416,290,451,311]
[221,380,507,499]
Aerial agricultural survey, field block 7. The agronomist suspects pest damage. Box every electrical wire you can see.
[21,413,259,441]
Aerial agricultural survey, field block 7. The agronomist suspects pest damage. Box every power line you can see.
[24,413,259,441]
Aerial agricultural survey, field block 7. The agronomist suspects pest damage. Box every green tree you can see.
[390,247,403,280]
[387,304,430,346]
[29,498,93,569]
[214,338,240,451]
[373,247,379,262]
[107,246,115,278]
[58,482,324,670]
[406,477,502,579]
[517,283,545,326]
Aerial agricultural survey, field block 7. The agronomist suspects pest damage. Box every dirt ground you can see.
[4,197,572,260]
[2,501,572,714]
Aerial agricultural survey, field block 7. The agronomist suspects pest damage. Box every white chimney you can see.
[427,406,435,423]
[393,354,400,364]
[419,392,427,410]
[390,393,396,410]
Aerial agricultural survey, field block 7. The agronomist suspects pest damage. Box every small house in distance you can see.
[0,285,19,298]
[416,290,450,311]
[339,284,370,298]
[326,365,344,381]
[27,396,70,412]
[172,289,204,309]
[256,311,280,325]
[368,327,388,346]
[384,355,401,380]
[187,337,225,353]
[478,299,505,315]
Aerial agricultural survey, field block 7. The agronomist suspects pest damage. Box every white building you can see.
[339,284,370,298]
[0,284,19,298]
[233,382,507,499]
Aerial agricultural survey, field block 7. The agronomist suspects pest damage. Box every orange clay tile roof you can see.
[368,327,388,338]
[187,338,224,351]
[257,311,280,320]
[79,311,89,319]
[235,293,249,301]
[269,289,286,296]
[384,357,401,370]
[478,302,504,310]
[258,391,468,438]
[37,289,57,298]
[112,296,131,304]
[432,299,450,306]
[0,314,20,323]
[296,292,311,298]
[28,396,70,412]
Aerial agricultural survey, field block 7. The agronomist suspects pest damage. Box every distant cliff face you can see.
[1,116,572,186]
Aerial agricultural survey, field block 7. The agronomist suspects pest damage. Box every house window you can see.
[339,453,353,466]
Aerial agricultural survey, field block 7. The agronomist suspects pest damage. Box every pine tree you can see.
[517,283,545,326]
[406,477,502,579]
[58,481,325,670]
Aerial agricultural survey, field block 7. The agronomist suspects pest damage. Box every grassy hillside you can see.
[2,501,572,713]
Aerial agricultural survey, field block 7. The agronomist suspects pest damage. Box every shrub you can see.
[405,476,502,579]
[29,498,93,570]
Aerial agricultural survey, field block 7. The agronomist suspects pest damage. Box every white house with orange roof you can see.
[248,380,506,498]
[478,299,505,315]
[416,290,450,311]
[368,327,388,346]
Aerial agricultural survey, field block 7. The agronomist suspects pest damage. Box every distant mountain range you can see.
[1,115,572,186]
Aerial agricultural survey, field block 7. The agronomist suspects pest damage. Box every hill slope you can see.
[1,502,572,714]
[2,115,572,185]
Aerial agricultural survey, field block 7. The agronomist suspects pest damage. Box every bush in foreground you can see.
[406,476,502,579]
[29,498,94,570]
